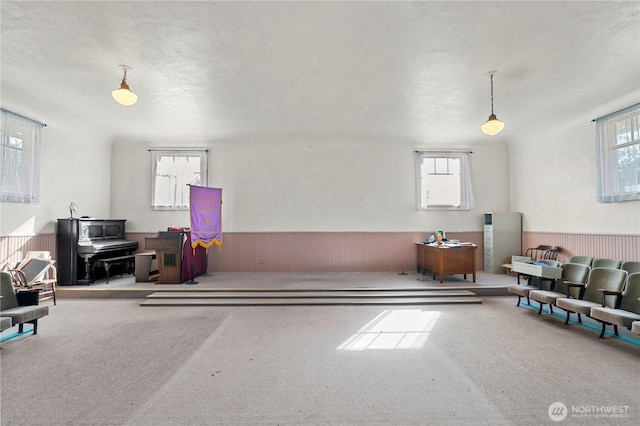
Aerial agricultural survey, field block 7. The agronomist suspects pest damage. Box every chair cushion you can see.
[632,321,640,334]
[0,305,49,324]
[556,298,599,314]
[507,284,538,297]
[590,307,640,329]
[529,290,567,305]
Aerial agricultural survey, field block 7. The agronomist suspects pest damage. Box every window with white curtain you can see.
[0,109,43,203]
[415,150,474,210]
[150,149,208,210]
[595,103,640,203]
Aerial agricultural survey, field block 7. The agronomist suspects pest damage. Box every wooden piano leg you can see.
[104,262,111,283]
[81,255,94,283]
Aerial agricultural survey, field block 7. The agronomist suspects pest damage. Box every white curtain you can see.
[415,150,475,210]
[458,152,475,209]
[0,109,42,203]
[595,103,640,203]
[150,149,208,210]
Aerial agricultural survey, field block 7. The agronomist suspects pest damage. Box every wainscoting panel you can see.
[200,232,484,273]
[3,232,637,273]
[523,232,640,264]
[208,232,422,272]
[0,234,57,268]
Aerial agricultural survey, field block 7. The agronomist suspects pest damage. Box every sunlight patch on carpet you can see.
[337,309,440,351]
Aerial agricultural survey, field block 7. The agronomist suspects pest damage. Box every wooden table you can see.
[416,243,477,283]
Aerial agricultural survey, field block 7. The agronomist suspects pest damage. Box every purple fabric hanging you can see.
[190,185,222,251]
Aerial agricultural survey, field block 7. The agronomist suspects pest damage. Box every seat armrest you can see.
[597,289,622,295]
[8,269,28,287]
[598,289,622,307]
[562,280,584,297]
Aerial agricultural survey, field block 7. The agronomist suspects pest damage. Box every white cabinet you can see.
[483,212,522,274]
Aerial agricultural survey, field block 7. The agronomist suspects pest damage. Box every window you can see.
[0,109,43,203]
[595,103,640,203]
[150,149,208,210]
[415,150,474,210]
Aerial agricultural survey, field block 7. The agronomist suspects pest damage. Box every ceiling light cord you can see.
[121,68,128,86]
[489,74,495,115]
[480,72,505,136]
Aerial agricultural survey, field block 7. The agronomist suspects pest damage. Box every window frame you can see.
[595,103,640,203]
[150,149,209,211]
[415,150,474,211]
[0,109,43,204]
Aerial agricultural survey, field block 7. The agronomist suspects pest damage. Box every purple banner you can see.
[190,185,222,250]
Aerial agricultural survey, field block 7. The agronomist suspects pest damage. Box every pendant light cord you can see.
[490,74,495,115]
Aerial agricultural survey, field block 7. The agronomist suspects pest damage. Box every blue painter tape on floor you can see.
[0,327,34,342]
[521,302,640,347]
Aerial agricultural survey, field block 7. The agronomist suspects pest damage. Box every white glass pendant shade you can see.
[112,82,138,106]
[112,65,138,106]
[481,113,505,136]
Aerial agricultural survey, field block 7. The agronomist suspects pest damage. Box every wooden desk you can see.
[416,243,477,283]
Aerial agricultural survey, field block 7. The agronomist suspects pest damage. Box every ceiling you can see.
[1,1,639,144]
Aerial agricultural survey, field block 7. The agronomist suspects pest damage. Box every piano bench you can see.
[92,255,135,284]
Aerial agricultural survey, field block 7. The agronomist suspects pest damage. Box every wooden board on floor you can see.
[145,290,477,299]
[140,296,483,306]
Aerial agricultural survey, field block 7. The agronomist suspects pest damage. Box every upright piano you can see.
[57,218,138,285]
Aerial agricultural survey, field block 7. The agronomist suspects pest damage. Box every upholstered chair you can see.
[555,267,628,325]
[590,273,640,338]
[529,263,590,315]
[568,256,593,267]
[507,259,561,307]
[592,258,622,269]
[621,261,640,275]
[0,271,49,334]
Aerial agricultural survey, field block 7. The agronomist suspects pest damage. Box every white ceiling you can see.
[2,1,639,144]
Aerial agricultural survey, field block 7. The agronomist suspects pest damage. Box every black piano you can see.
[57,218,138,285]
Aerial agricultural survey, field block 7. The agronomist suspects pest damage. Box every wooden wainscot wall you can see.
[2,232,639,273]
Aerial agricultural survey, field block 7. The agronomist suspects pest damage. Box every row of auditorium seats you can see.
[508,257,640,341]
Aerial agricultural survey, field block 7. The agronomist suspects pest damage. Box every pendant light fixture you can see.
[112,65,138,106]
[480,71,504,136]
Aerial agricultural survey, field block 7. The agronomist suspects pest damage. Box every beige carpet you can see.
[1,290,638,425]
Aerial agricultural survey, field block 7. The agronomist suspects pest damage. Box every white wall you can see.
[510,98,640,235]
[6,113,636,240]
[0,123,113,236]
[6,114,637,240]
[110,134,511,233]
